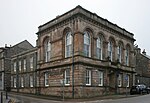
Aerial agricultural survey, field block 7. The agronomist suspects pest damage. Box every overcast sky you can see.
[0,0,150,54]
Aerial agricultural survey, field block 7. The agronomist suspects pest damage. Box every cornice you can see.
[36,5,135,41]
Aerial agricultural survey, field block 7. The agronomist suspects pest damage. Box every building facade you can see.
[135,47,150,86]
[0,47,10,91]
[36,6,135,98]
[11,47,37,94]
[0,40,34,92]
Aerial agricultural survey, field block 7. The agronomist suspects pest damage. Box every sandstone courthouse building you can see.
[9,6,136,98]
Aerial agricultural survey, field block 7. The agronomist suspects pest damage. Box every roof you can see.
[8,40,34,56]
[142,53,150,59]
[37,5,135,40]
[12,40,34,49]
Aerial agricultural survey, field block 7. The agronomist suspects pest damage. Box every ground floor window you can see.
[14,77,16,88]
[65,69,70,85]
[118,74,122,87]
[98,71,103,86]
[85,69,91,85]
[21,77,24,87]
[126,74,130,87]
[44,72,49,86]
[30,76,33,87]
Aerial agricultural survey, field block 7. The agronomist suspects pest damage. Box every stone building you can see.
[135,47,150,86]
[36,5,135,98]
[11,47,37,93]
[0,40,33,91]
[0,46,11,91]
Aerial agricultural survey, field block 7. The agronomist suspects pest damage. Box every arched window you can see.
[117,43,123,63]
[84,31,90,57]
[108,41,113,61]
[65,31,72,57]
[44,39,51,62]
[125,46,130,66]
[96,37,103,60]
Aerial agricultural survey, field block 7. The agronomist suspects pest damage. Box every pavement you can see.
[1,92,140,103]
[65,94,139,102]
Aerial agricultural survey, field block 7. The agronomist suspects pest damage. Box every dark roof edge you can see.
[12,40,34,48]
[38,5,82,29]
[37,5,134,38]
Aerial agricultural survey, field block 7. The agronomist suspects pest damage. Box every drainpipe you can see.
[72,32,75,98]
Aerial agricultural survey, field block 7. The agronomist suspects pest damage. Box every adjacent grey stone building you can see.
[0,40,34,91]
[135,46,150,86]
[11,47,37,93]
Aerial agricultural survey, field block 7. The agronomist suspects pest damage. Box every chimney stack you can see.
[142,49,146,55]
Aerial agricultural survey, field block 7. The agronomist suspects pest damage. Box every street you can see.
[86,94,150,103]
[6,94,150,103]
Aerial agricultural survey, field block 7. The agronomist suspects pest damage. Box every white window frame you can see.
[19,60,21,72]
[118,74,122,87]
[14,77,16,88]
[11,76,13,87]
[44,39,51,62]
[30,57,33,69]
[1,59,4,70]
[65,32,72,58]
[23,59,26,71]
[44,72,49,87]
[14,62,16,72]
[126,75,130,87]
[96,37,102,60]
[30,76,33,87]
[98,71,103,86]
[125,48,129,66]
[0,52,4,58]
[85,70,91,85]
[21,77,24,87]
[117,45,122,63]
[84,31,91,57]
[65,69,70,85]
[108,41,113,61]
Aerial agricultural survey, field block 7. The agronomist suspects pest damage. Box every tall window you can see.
[30,76,33,87]
[117,44,122,63]
[98,71,103,86]
[125,47,129,66]
[30,57,33,70]
[19,60,21,72]
[44,39,51,62]
[127,75,130,87]
[44,72,49,86]
[84,31,90,57]
[65,32,72,57]
[21,77,24,87]
[85,70,91,85]
[108,41,113,61]
[14,62,16,72]
[14,77,16,88]
[65,69,70,85]
[118,74,122,87]
[1,59,4,70]
[11,76,13,87]
[23,59,26,71]
[96,37,103,60]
